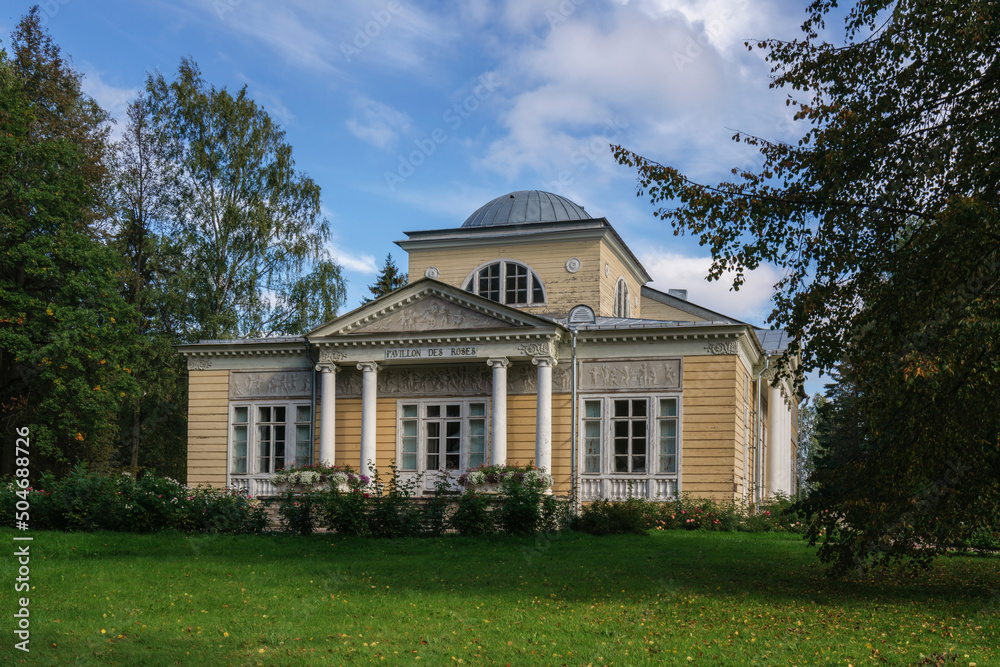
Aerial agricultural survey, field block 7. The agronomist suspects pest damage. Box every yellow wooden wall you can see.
[681,355,743,501]
[406,238,601,317]
[506,393,572,494]
[189,360,764,502]
[599,242,645,318]
[187,370,229,487]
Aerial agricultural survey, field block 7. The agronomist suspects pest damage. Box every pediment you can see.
[350,295,509,334]
[308,280,554,338]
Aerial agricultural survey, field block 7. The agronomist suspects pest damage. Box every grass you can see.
[2,529,998,666]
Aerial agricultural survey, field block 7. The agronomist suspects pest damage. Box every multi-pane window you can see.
[397,400,488,473]
[256,405,286,474]
[657,398,678,473]
[463,260,545,306]
[581,395,679,476]
[230,403,311,476]
[583,400,602,473]
[232,407,249,474]
[614,278,631,317]
[613,399,647,472]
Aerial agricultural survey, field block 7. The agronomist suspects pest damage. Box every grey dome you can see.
[461,190,591,228]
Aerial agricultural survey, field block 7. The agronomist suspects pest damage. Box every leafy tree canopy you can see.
[10,6,111,233]
[615,0,1000,573]
[146,58,345,340]
[0,14,140,473]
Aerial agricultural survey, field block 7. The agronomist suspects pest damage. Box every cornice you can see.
[311,330,562,350]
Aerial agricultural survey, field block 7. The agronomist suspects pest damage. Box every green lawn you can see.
[2,529,997,666]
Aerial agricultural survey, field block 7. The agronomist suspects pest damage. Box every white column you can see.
[318,365,338,465]
[358,362,380,476]
[533,356,555,473]
[767,381,782,496]
[487,358,510,466]
[779,397,794,495]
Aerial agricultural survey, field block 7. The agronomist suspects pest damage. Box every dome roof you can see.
[461,190,592,228]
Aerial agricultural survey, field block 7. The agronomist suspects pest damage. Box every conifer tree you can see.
[363,253,407,303]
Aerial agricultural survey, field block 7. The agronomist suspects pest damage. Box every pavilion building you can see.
[179,190,802,502]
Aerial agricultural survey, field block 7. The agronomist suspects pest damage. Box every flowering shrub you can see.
[573,493,808,536]
[457,463,552,490]
[270,463,367,490]
[1,466,267,534]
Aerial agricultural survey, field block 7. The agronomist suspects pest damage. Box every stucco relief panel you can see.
[335,363,573,399]
[351,296,509,333]
[579,359,681,392]
[230,371,312,399]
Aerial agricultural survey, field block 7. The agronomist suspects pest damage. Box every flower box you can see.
[270,465,368,494]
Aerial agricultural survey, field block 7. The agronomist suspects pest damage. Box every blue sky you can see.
[3,0,831,394]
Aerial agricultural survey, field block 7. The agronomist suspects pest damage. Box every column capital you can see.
[315,363,340,373]
[531,355,557,368]
[357,361,381,373]
[487,357,511,369]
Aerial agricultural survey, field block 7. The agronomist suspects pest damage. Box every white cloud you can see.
[79,66,138,135]
[345,96,411,149]
[640,248,780,323]
[479,0,801,184]
[186,0,459,77]
[329,245,378,274]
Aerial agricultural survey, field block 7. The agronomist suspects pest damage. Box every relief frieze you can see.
[579,359,680,391]
[230,371,312,399]
[351,296,508,333]
[335,362,573,398]
[318,348,348,364]
[187,357,213,371]
[705,341,739,355]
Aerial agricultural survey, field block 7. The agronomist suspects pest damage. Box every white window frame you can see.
[462,259,546,307]
[395,398,491,478]
[613,277,631,317]
[228,401,313,483]
[578,393,681,500]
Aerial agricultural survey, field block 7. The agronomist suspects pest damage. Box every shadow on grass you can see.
[12,528,999,615]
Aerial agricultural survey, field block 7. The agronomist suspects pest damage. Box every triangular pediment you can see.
[307,279,558,338]
[350,295,508,334]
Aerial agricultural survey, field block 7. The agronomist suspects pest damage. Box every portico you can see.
[305,280,565,490]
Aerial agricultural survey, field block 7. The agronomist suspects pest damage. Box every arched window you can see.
[463,260,546,306]
[614,278,630,317]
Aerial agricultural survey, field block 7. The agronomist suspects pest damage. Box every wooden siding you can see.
[639,297,708,322]
[599,241,645,318]
[681,356,743,501]
[332,397,362,470]
[188,357,766,503]
[506,393,572,495]
[187,370,229,488]
[406,239,601,317]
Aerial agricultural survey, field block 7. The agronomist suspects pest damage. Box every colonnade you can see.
[315,356,556,473]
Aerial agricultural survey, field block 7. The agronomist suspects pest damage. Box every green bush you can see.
[494,476,550,535]
[319,488,370,536]
[575,493,808,536]
[574,499,648,536]
[1,466,266,534]
[367,463,425,538]
[274,489,318,536]
[450,490,494,536]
